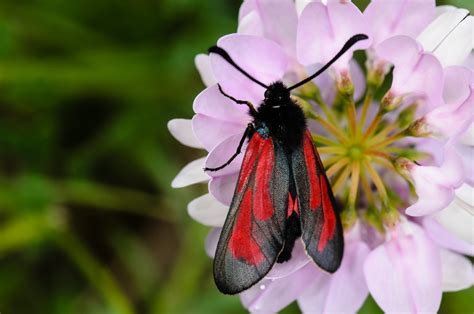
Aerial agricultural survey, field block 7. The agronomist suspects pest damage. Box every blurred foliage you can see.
[0,0,472,313]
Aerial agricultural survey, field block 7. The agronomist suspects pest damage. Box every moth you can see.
[205,34,368,294]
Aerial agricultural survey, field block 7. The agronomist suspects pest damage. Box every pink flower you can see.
[169,0,474,312]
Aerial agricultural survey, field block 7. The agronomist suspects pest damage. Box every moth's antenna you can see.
[208,46,269,89]
[288,34,369,91]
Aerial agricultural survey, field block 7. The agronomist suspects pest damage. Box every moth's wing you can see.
[214,132,290,294]
[291,130,343,272]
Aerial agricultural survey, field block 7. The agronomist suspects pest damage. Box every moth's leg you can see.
[218,84,257,115]
[204,123,254,172]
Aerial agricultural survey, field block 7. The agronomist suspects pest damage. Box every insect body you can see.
[205,34,368,294]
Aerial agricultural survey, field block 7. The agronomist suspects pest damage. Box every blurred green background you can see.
[0,0,472,313]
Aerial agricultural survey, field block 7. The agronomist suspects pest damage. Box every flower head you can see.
[169,0,474,312]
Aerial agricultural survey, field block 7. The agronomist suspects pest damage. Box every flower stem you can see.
[331,165,352,195]
[358,87,374,132]
[313,134,339,147]
[347,100,358,138]
[360,168,374,205]
[318,146,346,155]
[363,159,388,202]
[362,110,383,141]
[315,116,349,144]
[348,162,361,206]
[326,157,350,178]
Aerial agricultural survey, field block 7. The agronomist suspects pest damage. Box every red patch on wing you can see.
[287,193,299,217]
[303,133,321,210]
[254,141,274,221]
[317,175,336,252]
[237,136,263,193]
[229,188,264,265]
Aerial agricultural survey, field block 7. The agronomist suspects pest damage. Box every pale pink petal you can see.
[205,133,245,177]
[440,248,474,292]
[460,122,474,146]
[265,240,311,280]
[298,241,370,313]
[238,0,298,56]
[376,36,444,108]
[205,227,221,258]
[209,174,238,206]
[364,0,436,48]
[238,11,264,36]
[423,217,474,256]
[187,193,228,227]
[351,59,366,102]
[167,118,204,149]
[211,34,289,104]
[192,114,244,152]
[426,86,474,139]
[456,142,474,185]
[195,54,217,87]
[171,157,209,188]
[433,184,474,245]
[297,1,371,71]
[418,8,472,67]
[406,147,464,216]
[364,222,442,313]
[442,66,472,105]
[240,264,318,313]
[193,85,250,123]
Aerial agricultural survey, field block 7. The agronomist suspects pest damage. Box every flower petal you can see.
[440,248,474,292]
[406,147,463,216]
[265,240,311,280]
[297,1,371,71]
[364,0,436,48]
[195,54,217,87]
[167,118,204,149]
[192,114,244,152]
[376,35,444,108]
[240,263,318,313]
[238,0,298,56]
[433,184,474,245]
[193,84,250,122]
[442,66,473,105]
[423,216,474,256]
[298,241,370,313]
[209,174,238,206]
[211,34,289,104]
[418,8,472,66]
[205,227,222,258]
[188,193,228,227]
[205,133,245,177]
[171,157,209,188]
[364,222,442,313]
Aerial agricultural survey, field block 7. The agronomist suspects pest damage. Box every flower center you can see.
[296,68,426,234]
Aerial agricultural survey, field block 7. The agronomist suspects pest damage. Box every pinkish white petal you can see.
[442,66,472,105]
[440,248,474,292]
[195,54,217,87]
[211,34,289,104]
[187,193,228,227]
[193,84,250,123]
[205,227,221,258]
[460,123,474,146]
[456,142,474,185]
[418,8,472,67]
[240,263,318,313]
[205,133,245,177]
[265,240,311,280]
[297,1,371,71]
[433,184,474,245]
[364,0,436,48]
[192,114,244,152]
[297,241,370,313]
[406,147,464,216]
[423,216,474,256]
[167,119,204,149]
[364,222,442,313]
[376,36,444,108]
[171,157,209,188]
[209,174,238,206]
[238,0,298,56]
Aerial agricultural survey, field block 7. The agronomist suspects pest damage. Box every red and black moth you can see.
[204,34,369,295]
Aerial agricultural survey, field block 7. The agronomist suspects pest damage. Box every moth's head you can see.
[264,81,290,104]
